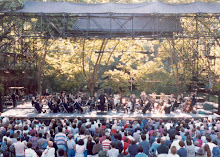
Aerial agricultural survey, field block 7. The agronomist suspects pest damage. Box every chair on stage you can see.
[62,103,69,113]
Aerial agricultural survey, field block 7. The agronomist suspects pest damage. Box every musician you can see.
[171,99,179,112]
[164,99,172,114]
[33,99,42,113]
[107,96,114,111]
[143,100,152,114]
[190,94,196,108]
[99,93,106,112]
[11,91,17,108]
[74,97,83,113]
[63,99,73,113]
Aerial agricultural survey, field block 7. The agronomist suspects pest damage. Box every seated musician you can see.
[143,100,151,114]
[86,97,95,111]
[74,98,83,113]
[48,99,54,112]
[33,99,42,113]
[164,99,172,114]
[53,102,59,113]
[171,99,179,111]
[63,99,73,113]
[190,94,196,108]
[160,99,172,114]
[108,96,114,111]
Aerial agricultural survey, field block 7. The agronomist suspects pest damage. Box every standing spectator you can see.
[169,146,180,157]
[195,134,203,148]
[135,146,147,157]
[29,132,38,150]
[128,140,138,157]
[216,132,220,147]
[149,131,157,147]
[102,135,111,151]
[14,137,25,157]
[75,139,85,157]
[54,127,67,156]
[25,142,37,157]
[177,141,187,157]
[37,133,46,152]
[123,137,130,156]
[92,137,103,157]
[11,91,17,108]
[67,134,75,157]
[107,142,119,157]
[203,144,211,157]
[186,139,195,157]
[87,136,95,157]
[3,140,15,157]
[205,136,217,156]
[139,134,149,155]
[42,141,55,157]
[157,139,169,155]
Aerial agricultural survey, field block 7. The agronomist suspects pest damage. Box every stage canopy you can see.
[1,1,220,38]
[2,1,220,14]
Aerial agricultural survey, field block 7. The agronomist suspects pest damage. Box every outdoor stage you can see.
[2,101,219,120]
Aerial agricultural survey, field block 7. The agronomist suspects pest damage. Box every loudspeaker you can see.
[0,92,2,112]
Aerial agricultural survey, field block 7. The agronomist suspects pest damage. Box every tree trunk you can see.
[89,82,95,97]
[36,40,48,95]
[170,40,180,95]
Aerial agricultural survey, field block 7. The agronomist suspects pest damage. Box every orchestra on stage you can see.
[31,90,198,115]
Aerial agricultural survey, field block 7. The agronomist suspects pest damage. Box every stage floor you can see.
[2,101,219,120]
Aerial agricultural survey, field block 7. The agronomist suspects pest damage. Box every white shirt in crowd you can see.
[25,148,37,157]
[41,147,55,157]
[107,148,119,157]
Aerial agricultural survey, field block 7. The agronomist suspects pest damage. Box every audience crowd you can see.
[0,116,220,157]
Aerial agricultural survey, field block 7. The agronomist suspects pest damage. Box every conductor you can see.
[99,93,106,112]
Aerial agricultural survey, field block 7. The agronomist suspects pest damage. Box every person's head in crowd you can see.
[203,144,211,157]
[17,137,21,142]
[58,127,63,133]
[206,136,211,143]
[48,141,53,147]
[141,134,146,141]
[110,142,115,148]
[179,140,185,148]
[94,137,99,144]
[194,140,199,147]
[163,131,168,137]
[152,131,157,137]
[79,127,85,135]
[124,137,129,143]
[106,135,111,140]
[131,140,137,145]
[160,139,165,145]
[78,139,84,146]
[171,146,177,155]
[156,138,161,144]
[68,134,73,140]
[38,133,42,138]
[186,139,192,146]
[31,132,36,137]
[137,145,144,153]
[88,136,93,143]
[36,150,42,157]
[58,149,65,157]
[27,142,32,148]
